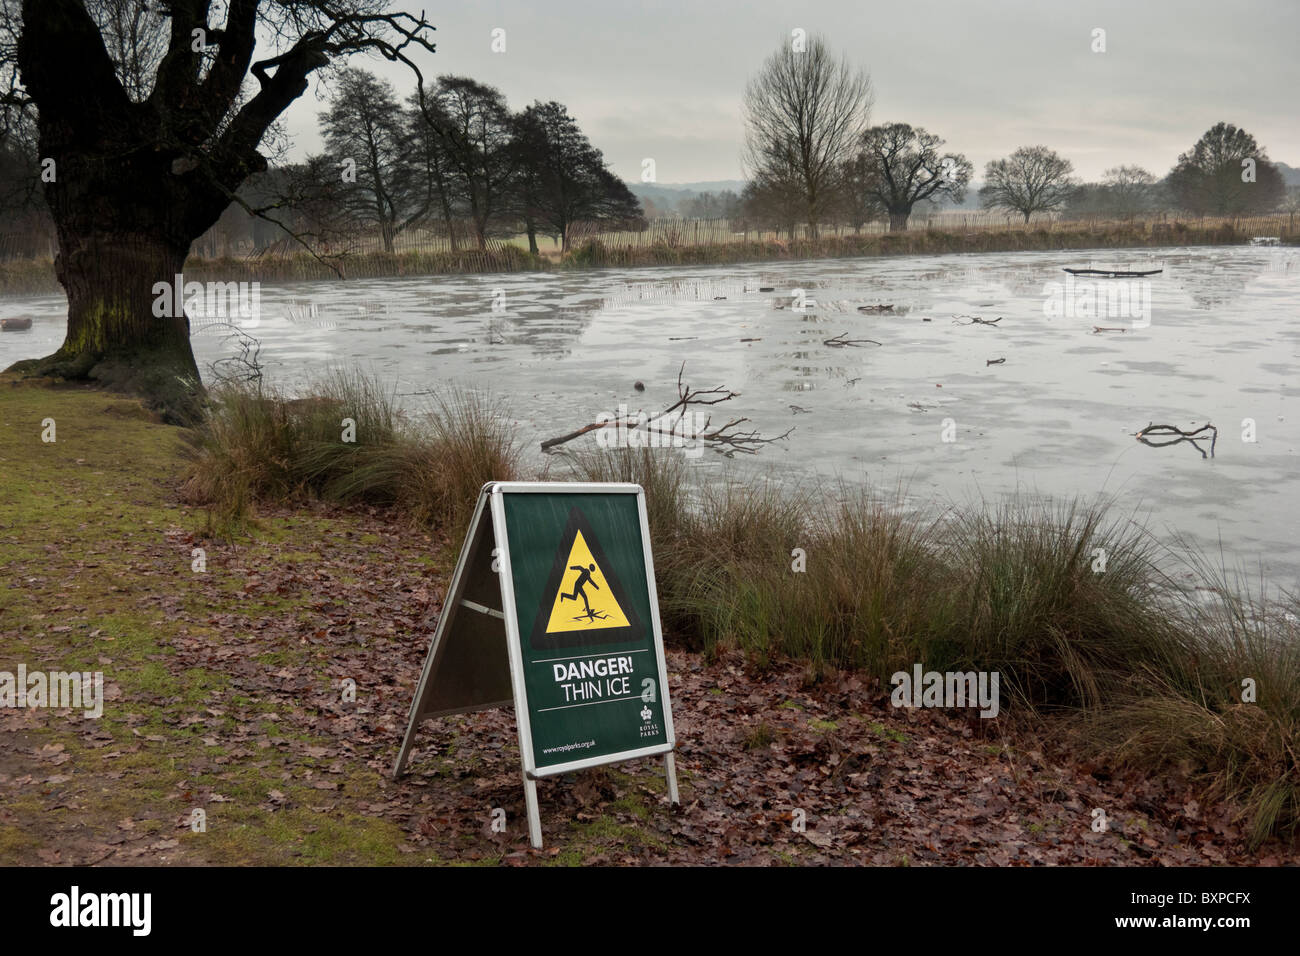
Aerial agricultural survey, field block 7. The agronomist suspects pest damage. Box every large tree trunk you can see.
[525,217,539,255]
[8,231,202,423]
[10,2,227,426]
[889,209,910,232]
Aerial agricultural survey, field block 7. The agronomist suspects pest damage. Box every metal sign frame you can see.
[394,481,679,849]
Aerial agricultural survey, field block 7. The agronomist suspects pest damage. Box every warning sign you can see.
[393,481,678,849]
[531,508,643,648]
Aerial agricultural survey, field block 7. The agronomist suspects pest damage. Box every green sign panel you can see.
[502,492,671,772]
[393,481,678,848]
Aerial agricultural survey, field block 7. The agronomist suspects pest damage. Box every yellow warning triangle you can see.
[543,530,632,633]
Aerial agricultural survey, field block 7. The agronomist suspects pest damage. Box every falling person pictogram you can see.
[539,528,633,636]
[559,563,609,621]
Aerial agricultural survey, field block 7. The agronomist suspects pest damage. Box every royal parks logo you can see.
[638,703,660,740]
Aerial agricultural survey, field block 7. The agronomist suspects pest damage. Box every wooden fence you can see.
[0,212,1294,270]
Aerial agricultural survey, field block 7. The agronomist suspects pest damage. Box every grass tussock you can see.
[183,369,520,537]
[1086,562,1300,848]
[557,450,1299,847]
[935,498,1190,712]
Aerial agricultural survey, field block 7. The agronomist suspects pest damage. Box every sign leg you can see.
[392,722,420,780]
[523,774,543,849]
[664,752,680,805]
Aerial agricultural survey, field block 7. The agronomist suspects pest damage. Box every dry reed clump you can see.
[182,369,520,538]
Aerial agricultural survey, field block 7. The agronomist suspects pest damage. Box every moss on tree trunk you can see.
[6,233,204,425]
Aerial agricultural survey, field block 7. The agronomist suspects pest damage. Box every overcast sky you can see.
[279,0,1300,184]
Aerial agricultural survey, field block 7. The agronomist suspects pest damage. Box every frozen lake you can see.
[4,245,1298,587]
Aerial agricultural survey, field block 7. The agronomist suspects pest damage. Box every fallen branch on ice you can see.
[1135,422,1218,459]
[824,332,882,348]
[539,362,794,455]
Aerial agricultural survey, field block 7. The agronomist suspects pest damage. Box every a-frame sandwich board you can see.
[393,481,679,849]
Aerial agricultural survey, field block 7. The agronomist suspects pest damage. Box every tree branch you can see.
[1135,422,1218,459]
[824,332,881,348]
[539,362,794,455]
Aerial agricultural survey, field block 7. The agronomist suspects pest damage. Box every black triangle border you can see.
[528,506,645,651]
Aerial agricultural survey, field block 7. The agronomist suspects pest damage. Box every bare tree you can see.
[1283,185,1300,233]
[678,190,741,221]
[856,123,971,231]
[280,156,357,251]
[742,34,872,238]
[511,101,641,253]
[740,178,804,238]
[86,0,168,101]
[831,154,881,233]
[416,75,515,250]
[1101,165,1156,220]
[319,67,419,253]
[980,146,1078,223]
[0,80,43,241]
[0,1,437,423]
[405,93,465,251]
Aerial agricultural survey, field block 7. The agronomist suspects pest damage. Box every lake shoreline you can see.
[1,219,1294,296]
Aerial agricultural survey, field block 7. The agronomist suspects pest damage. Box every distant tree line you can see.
[738,34,1293,234]
[1,40,1294,258]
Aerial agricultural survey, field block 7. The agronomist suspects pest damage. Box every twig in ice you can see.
[1135,422,1218,459]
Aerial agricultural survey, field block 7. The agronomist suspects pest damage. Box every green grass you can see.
[0,376,447,865]
[869,723,908,744]
[573,453,1190,710]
